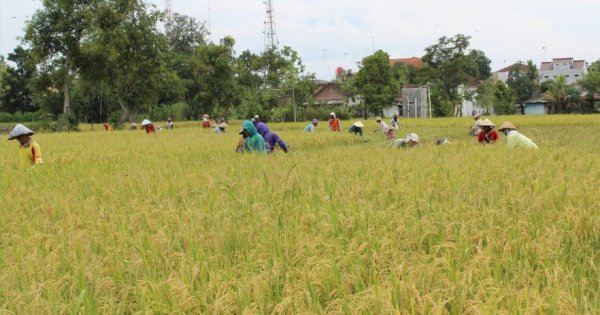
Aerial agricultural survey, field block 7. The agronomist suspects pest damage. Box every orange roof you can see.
[389,57,424,69]
[495,63,529,73]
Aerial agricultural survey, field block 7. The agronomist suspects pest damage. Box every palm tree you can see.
[543,75,568,113]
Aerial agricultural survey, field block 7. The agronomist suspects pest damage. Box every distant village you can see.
[314,57,598,118]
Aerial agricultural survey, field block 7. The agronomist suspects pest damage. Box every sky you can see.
[1,0,599,80]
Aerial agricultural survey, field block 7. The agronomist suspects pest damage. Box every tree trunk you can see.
[117,95,130,124]
[62,54,71,114]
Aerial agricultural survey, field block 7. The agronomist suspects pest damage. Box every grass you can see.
[1,115,599,314]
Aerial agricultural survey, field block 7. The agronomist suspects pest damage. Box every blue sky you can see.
[1,0,599,80]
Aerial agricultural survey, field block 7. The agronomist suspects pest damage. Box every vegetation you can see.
[1,115,600,313]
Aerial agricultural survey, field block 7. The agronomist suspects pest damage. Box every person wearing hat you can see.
[214,121,228,134]
[328,112,341,132]
[374,116,394,140]
[202,114,211,128]
[9,124,44,169]
[141,119,156,134]
[304,119,318,132]
[348,121,364,136]
[166,117,174,130]
[237,120,267,154]
[390,133,419,148]
[390,114,400,130]
[477,119,498,144]
[256,121,289,153]
[498,121,538,149]
[470,113,482,136]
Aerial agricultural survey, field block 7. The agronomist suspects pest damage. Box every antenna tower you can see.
[165,0,174,31]
[263,0,278,51]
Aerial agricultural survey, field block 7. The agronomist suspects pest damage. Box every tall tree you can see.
[421,34,475,116]
[348,50,399,118]
[466,49,491,80]
[543,75,568,113]
[192,36,239,120]
[25,0,98,115]
[0,47,37,113]
[507,68,535,105]
[80,0,171,123]
[578,70,600,113]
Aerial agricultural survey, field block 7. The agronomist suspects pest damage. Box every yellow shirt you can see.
[19,141,44,168]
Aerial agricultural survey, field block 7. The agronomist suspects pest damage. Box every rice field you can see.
[1,115,599,314]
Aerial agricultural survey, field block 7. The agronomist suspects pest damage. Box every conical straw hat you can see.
[498,121,517,131]
[8,124,34,140]
[141,119,151,126]
[479,119,495,127]
[353,121,364,128]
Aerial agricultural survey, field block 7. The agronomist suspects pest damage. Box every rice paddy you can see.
[1,115,599,314]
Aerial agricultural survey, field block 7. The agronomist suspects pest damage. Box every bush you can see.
[0,112,13,123]
[55,110,80,131]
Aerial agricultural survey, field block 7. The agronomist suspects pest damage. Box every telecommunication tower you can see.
[165,0,174,31]
[263,0,279,51]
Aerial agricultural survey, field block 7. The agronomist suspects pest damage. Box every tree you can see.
[0,47,37,113]
[466,49,491,80]
[421,34,475,116]
[25,0,99,115]
[165,13,207,54]
[578,70,600,113]
[543,75,568,113]
[349,50,399,118]
[80,0,172,124]
[192,36,239,120]
[588,59,600,73]
[507,67,535,105]
[476,79,515,115]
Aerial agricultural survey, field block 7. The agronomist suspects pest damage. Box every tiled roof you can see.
[572,60,587,69]
[495,63,529,73]
[553,57,574,62]
[389,57,424,69]
[540,62,553,71]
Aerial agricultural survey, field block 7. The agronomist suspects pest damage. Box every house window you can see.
[575,74,579,77]
[544,76,549,78]
[566,75,570,77]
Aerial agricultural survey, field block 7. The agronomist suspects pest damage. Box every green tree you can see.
[543,75,568,113]
[421,34,476,116]
[347,50,399,118]
[192,36,239,120]
[492,81,516,114]
[466,49,491,80]
[25,0,99,115]
[80,0,172,123]
[507,67,535,105]
[0,47,38,113]
[578,71,600,113]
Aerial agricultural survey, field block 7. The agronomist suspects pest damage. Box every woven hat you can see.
[238,128,245,135]
[498,121,518,131]
[202,114,210,118]
[218,122,228,128]
[254,114,259,119]
[353,121,364,128]
[406,133,419,143]
[474,113,482,119]
[375,116,382,121]
[8,124,34,140]
[479,119,495,127]
[141,119,151,126]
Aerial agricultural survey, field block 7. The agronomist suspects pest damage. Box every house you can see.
[492,62,530,83]
[389,57,424,69]
[383,85,430,118]
[313,82,346,106]
[522,98,550,115]
[540,58,588,85]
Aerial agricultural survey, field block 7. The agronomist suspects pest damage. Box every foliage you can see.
[578,71,600,113]
[348,50,399,118]
[543,76,569,113]
[477,79,516,114]
[506,68,535,105]
[0,47,38,113]
[466,49,491,80]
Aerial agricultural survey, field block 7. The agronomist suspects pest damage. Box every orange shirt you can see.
[329,118,340,131]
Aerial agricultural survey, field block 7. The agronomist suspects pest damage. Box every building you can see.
[522,98,550,115]
[389,57,424,69]
[492,62,530,83]
[383,86,430,118]
[540,58,588,85]
[313,82,346,106]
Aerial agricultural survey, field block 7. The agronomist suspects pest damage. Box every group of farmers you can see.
[7,112,538,168]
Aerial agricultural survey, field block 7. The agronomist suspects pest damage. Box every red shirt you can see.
[144,124,156,134]
[329,118,340,131]
[478,130,498,143]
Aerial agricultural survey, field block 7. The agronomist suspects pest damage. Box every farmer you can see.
[129,122,138,130]
[498,121,538,149]
[166,117,174,129]
[328,112,341,131]
[141,119,156,134]
[103,122,112,131]
[256,122,289,153]
[214,122,228,134]
[202,114,211,128]
[470,113,482,136]
[8,124,44,169]
[390,133,420,148]
[251,114,260,124]
[390,114,400,130]
[348,121,364,136]
[238,120,267,153]
[304,119,318,132]
[375,116,394,140]
[477,119,498,144]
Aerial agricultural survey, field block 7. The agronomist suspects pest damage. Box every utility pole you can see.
[164,0,174,31]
